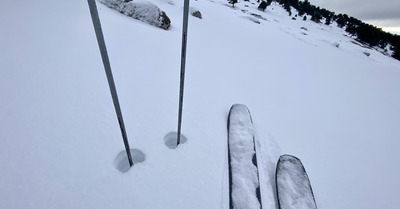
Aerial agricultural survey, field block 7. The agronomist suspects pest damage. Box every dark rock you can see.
[192,10,202,19]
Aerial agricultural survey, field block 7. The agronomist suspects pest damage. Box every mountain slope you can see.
[1,0,400,209]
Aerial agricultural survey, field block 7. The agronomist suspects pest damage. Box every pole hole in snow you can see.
[164,131,187,149]
[114,149,145,173]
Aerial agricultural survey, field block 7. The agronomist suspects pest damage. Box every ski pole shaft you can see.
[177,0,190,146]
[87,0,133,166]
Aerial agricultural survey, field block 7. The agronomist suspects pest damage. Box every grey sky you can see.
[308,0,400,34]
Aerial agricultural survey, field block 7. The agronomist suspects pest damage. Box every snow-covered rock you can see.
[99,0,171,29]
[190,7,202,19]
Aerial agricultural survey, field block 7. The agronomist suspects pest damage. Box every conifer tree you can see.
[311,11,322,23]
[336,14,346,28]
[229,0,237,7]
[393,45,400,61]
[284,2,291,15]
[258,1,268,11]
[325,16,332,25]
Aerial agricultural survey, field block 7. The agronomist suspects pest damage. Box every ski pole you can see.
[177,0,190,146]
[87,0,133,167]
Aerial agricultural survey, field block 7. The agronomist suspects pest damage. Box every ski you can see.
[227,104,262,209]
[276,155,317,209]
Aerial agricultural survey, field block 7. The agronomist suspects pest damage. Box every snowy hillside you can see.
[1,0,400,209]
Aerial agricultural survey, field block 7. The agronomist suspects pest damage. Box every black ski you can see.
[276,155,317,209]
[228,104,262,209]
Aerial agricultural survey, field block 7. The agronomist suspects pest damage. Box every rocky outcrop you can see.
[99,0,171,30]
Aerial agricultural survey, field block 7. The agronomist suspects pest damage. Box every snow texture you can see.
[256,133,281,209]
[1,0,400,208]
[99,0,171,29]
[276,155,317,209]
[228,104,261,209]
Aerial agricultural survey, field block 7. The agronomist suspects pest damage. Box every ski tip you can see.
[227,104,252,130]
[227,104,249,130]
[276,154,306,174]
[276,154,317,209]
[278,154,302,164]
[229,104,249,112]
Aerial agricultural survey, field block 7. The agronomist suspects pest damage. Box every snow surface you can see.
[276,155,317,209]
[1,0,400,209]
[228,104,260,209]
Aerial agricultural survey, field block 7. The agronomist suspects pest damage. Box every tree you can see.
[311,11,322,23]
[336,14,346,28]
[229,0,237,7]
[258,1,268,11]
[278,0,292,16]
[325,16,332,25]
[393,45,400,61]
[284,2,292,15]
[301,0,313,16]
[345,24,357,36]
[289,0,299,9]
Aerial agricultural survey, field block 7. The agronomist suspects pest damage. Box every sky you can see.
[308,0,400,35]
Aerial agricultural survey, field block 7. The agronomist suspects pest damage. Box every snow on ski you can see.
[276,155,317,209]
[228,104,262,209]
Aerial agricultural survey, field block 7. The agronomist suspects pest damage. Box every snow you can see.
[164,131,187,149]
[228,104,261,209]
[276,155,317,209]
[114,149,146,173]
[1,0,400,209]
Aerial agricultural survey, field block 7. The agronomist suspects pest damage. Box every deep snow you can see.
[1,0,400,209]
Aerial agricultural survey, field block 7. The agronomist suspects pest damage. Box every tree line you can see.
[230,0,400,61]
[274,0,400,60]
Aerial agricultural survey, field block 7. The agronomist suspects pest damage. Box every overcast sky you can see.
[308,0,400,34]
